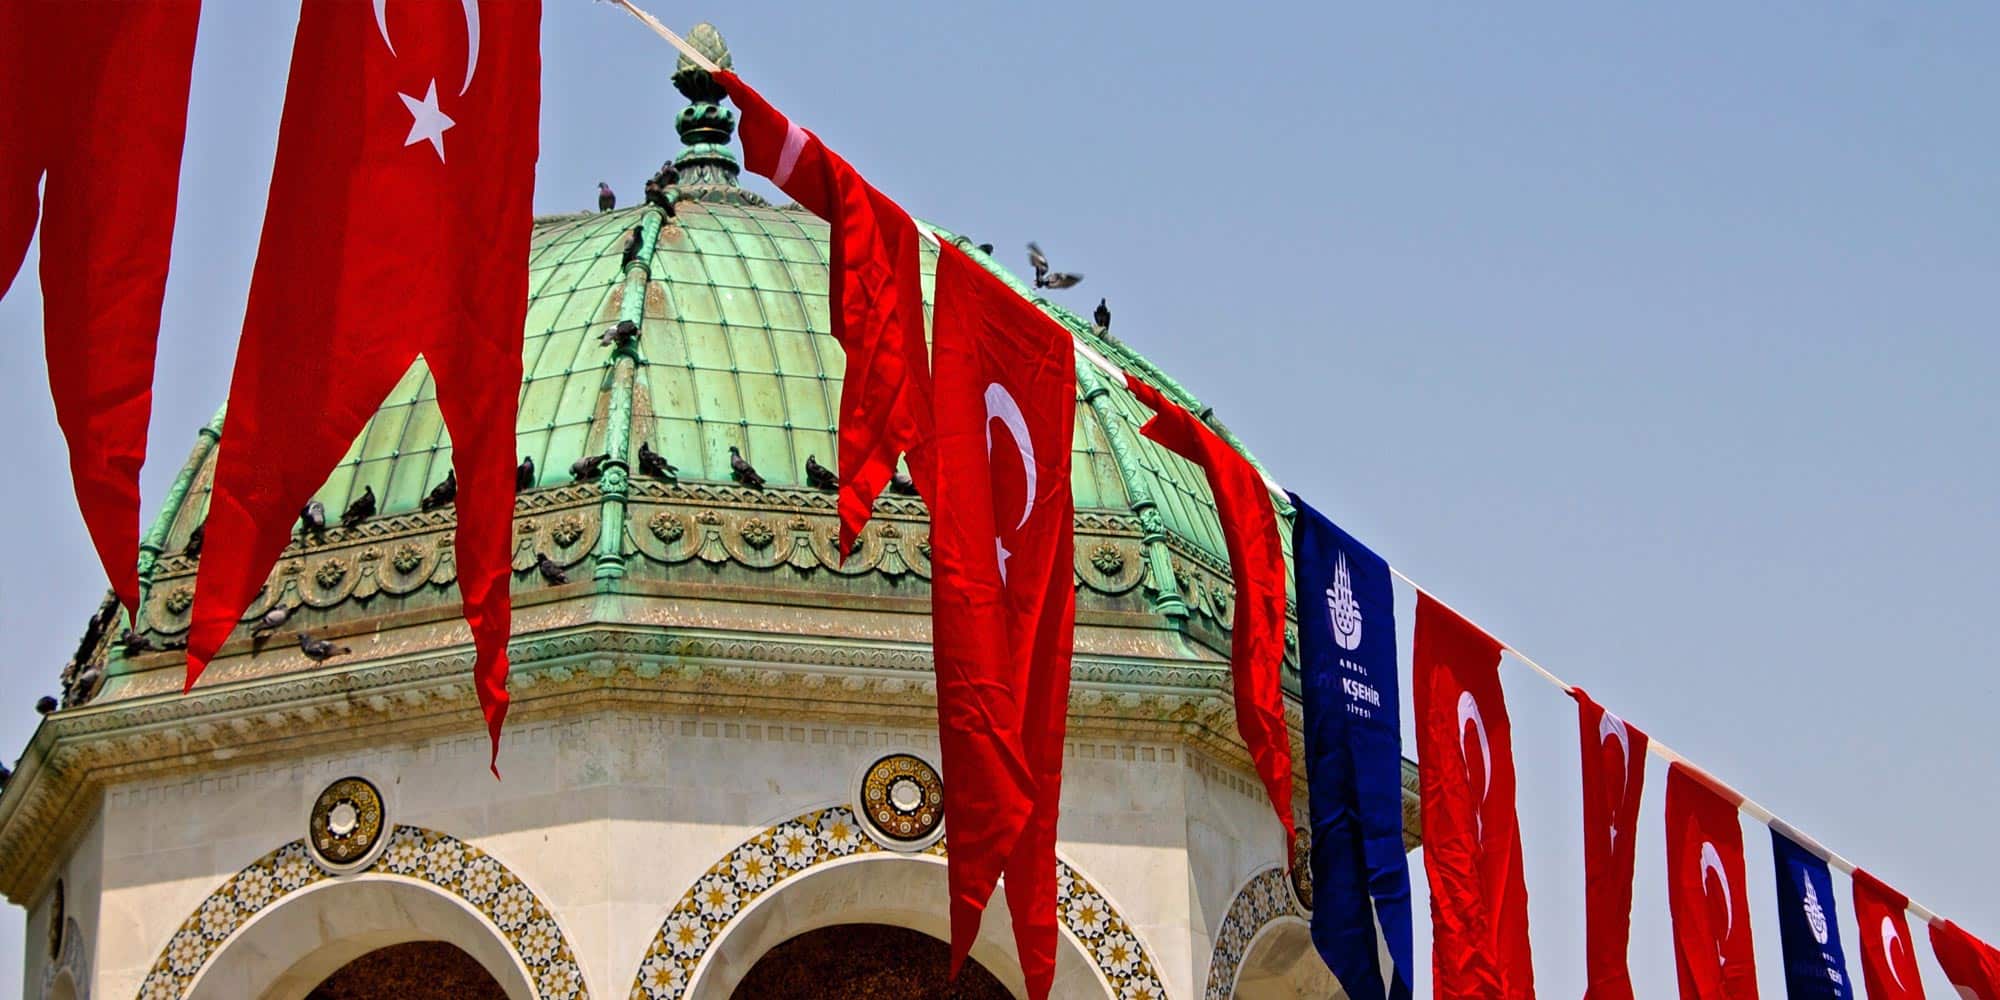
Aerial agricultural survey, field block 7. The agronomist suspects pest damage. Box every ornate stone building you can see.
[0,27,1417,1000]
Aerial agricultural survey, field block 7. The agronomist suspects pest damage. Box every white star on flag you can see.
[399,79,454,161]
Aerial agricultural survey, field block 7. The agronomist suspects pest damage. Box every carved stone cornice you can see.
[0,617,1416,906]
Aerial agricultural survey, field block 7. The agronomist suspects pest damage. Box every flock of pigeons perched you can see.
[25,221,1118,734]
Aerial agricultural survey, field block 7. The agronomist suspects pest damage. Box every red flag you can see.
[1852,869,1926,1000]
[1123,375,1294,851]
[1664,763,1759,999]
[717,71,931,553]
[926,243,1076,998]
[1,0,202,618]
[187,0,539,772]
[1571,688,1648,1000]
[1932,920,2000,999]
[1414,594,1535,998]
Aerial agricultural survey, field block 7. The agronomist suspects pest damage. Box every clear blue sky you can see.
[2,2,1994,994]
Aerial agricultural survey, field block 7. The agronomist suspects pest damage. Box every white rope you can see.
[602,15,1946,927]
[609,0,719,73]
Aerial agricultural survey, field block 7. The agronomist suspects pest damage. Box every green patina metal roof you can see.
[143,25,1279,610]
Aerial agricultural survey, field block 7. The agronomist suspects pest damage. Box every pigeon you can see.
[888,469,920,497]
[599,319,640,349]
[516,455,536,493]
[645,163,679,210]
[1026,241,1083,289]
[0,763,10,786]
[804,454,838,492]
[297,632,351,663]
[119,629,154,656]
[638,442,677,481]
[299,500,327,543]
[420,470,457,511]
[1094,298,1111,333]
[597,181,616,212]
[570,453,610,482]
[251,603,292,635]
[35,695,58,716]
[73,666,103,703]
[728,446,766,490]
[620,225,643,268]
[976,243,995,256]
[339,486,376,529]
[535,552,568,585]
[183,520,205,559]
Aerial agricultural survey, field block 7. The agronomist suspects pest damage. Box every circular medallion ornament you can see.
[307,776,388,873]
[47,879,63,960]
[855,753,945,850]
[1288,828,1313,913]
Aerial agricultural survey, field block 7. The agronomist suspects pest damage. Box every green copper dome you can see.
[103,29,1292,705]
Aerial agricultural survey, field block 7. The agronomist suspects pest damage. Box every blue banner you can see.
[1772,828,1855,998]
[1290,495,1413,1000]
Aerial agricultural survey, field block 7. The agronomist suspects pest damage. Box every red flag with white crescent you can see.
[188,0,539,772]
[0,0,202,619]
[1571,687,1648,1000]
[1414,594,1535,998]
[1664,762,1760,999]
[1932,919,2000,1000]
[717,70,932,553]
[926,242,1075,999]
[1853,869,1926,1000]
[1123,374,1296,854]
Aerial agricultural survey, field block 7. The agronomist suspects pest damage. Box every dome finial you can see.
[667,23,761,205]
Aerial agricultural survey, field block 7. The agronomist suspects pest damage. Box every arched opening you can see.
[44,970,78,1000]
[305,941,507,1000]
[186,877,538,1000]
[684,853,1108,999]
[730,924,1010,1000]
[1233,917,1343,1000]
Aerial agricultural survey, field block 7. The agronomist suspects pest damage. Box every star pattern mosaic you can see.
[138,826,587,1000]
[1202,865,1299,1000]
[629,806,1168,1000]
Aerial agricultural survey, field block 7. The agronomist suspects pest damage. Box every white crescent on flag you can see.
[1881,916,1908,991]
[984,382,1036,581]
[1457,691,1491,841]
[372,0,482,93]
[1600,711,1630,845]
[1700,840,1734,947]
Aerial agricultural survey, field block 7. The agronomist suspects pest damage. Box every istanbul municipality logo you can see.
[1800,869,1830,945]
[1326,551,1363,652]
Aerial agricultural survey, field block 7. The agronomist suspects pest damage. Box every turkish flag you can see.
[1932,920,2000,999]
[925,242,1075,998]
[1571,687,1648,1000]
[1853,869,1926,1000]
[188,0,539,771]
[0,0,201,618]
[1665,763,1759,999]
[1414,594,1535,998]
[1124,374,1295,852]
[718,71,932,552]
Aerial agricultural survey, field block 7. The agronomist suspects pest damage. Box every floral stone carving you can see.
[314,559,348,589]
[1090,542,1126,576]
[392,544,424,574]
[739,517,776,550]
[648,513,685,542]
[551,516,585,548]
[163,586,194,615]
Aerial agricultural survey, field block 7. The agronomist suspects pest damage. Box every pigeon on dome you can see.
[729,446,766,490]
[1026,241,1083,289]
[598,181,616,212]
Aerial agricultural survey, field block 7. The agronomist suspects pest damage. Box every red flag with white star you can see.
[1414,594,1535,998]
[926,243,1076,999]
[0,0,202,619]
[1664,763,1759,999]
[188,0,539,772]
[1853,869,1926,1000]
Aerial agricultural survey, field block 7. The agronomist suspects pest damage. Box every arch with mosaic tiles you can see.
[1202,865,1338,999]
[629,805,1169,1000]
[137,825,590,1000]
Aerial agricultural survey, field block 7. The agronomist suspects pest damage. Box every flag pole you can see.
[608,0,719,73]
